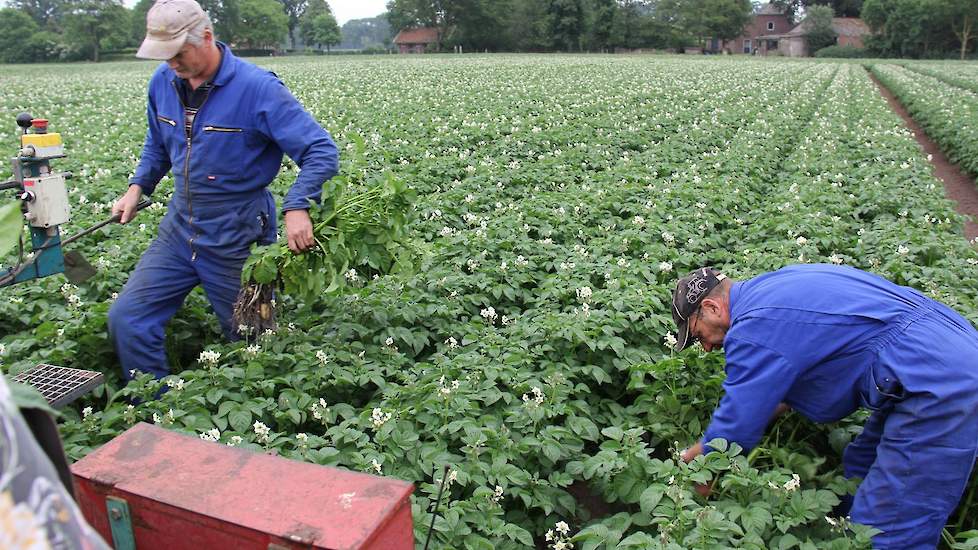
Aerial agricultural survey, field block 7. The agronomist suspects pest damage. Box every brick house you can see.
[706,3,793,55]
[393,28,440,54]
[769,17,871,56]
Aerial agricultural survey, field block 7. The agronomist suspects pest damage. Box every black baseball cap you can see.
[671,267,727,351]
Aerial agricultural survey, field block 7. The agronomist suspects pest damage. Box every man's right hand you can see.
[112,185,144,224]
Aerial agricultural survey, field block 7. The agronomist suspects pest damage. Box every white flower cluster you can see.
[82,406,93,419]
[166,377,186,391]
[371,407,392,429]
[253,421,271,444]
[658,261,673,273]
[316,349,329,365]
[576,286,592,303]
[633,215,645,226]
[152,409,174,426]
[795,236,808,246]
[384,336,398,352]
[438,375,461,398]
[488,484,504,504]
[768,473,800,493]
[444,336,459,349]
[481,306,498,324]
[227,435,243,447]
[371,458,383,474]
[296,433,309,448]
[198,349,221,366]
[664,332,678,348]
[344,268,358,282]
[199,428,220,442]
[522,386,545,408]
[545,520,572,550]
[824,515,853,532]
[897,244,910,255]
[438,469,458,488]
[244,344,261,357]
[60,283,82,308]
[311,398,330,423]
[514,255,529,267]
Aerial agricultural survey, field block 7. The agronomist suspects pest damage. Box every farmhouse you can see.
[393,27,440,54]
[706,3,870,57]
[706,3,793,55]
[766,17,871,57]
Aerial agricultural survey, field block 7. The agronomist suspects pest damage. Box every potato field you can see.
[2,55,978,549]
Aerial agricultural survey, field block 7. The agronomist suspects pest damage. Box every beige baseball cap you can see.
[136,0,207,60]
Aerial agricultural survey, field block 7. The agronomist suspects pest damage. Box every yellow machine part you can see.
[20,133,63,148]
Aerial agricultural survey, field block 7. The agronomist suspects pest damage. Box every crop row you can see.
[1,56,977,548]
[573,63,978,549]
[901,62,978,94]
[871,63,978,178]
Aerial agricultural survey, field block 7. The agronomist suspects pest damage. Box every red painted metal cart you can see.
[72,423,414,549]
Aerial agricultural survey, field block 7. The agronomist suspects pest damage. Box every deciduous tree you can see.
[0,8,40,62]
[61,0,129,61]
[804,4,837,53]
[237,0,288,49]
[300,5,339,51]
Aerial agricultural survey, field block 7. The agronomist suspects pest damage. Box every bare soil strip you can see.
[866,69,978,242]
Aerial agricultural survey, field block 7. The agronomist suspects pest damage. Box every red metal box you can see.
[72,422,414,549]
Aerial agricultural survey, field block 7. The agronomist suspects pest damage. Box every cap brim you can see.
[674,320,692,351]
[136,32,187,60]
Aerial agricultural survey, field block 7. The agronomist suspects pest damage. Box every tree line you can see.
[385,0,975,58]
[0,0,342,63]
[0,0,973,63]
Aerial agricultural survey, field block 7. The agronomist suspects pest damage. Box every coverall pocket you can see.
[199,124,249,174]
[235,204,270,246]
[860,363,906,411]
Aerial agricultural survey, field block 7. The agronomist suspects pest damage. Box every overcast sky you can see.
[109,0,387,24]
[328,0,387,25]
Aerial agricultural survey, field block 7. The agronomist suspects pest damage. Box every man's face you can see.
[690,298,730,352]
[167,40,207,80]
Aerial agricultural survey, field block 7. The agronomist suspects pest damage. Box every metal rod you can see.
[423,464,450,550]
[61,200,152,247]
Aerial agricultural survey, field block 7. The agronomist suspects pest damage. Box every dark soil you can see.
[868,70,978,242]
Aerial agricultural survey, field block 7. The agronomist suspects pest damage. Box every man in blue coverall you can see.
[672,264,978,548]
[109,0,338,379]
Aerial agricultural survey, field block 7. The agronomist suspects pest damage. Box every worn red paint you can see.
[72,423,414,549]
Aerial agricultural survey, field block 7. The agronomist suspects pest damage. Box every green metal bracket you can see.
[106,496,136,550]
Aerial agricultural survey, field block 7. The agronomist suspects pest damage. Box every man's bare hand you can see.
[695,480,715,497]
[112,185,143,224]
[284,209,314,253]
[681,441,704,463]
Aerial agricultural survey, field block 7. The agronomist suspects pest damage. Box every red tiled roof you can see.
[756,2,785,15]
[393,27,439,45]
[832,17,870,37]
[787,17,870,37]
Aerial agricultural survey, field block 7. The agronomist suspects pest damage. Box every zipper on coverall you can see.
[171,80,213,262]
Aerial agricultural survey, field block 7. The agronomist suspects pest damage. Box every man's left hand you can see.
[284,209,314,253]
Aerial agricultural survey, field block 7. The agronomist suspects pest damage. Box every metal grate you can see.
[12,364,104,409]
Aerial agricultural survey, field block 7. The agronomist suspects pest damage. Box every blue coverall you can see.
[701,264,978,548]
[108,43,339,379]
